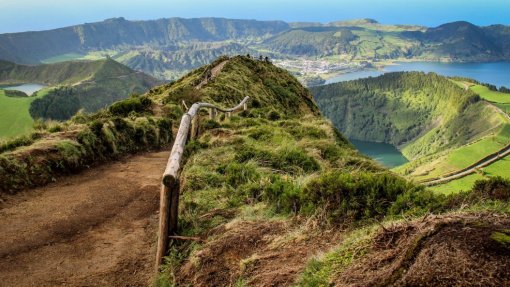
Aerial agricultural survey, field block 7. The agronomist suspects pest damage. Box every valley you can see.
[311,72,510,194]
[0,59,160,139]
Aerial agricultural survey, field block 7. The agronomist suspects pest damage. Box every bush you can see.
[263,176,302,213]
[389,188,444,215]
[235,145,320,174]
[301,171,417,222]
[266,110,281,121]
[471,176,510,201]
[109,96,152,116]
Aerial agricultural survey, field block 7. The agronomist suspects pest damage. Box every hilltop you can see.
[1,17,510,81]
[0,56,509,286]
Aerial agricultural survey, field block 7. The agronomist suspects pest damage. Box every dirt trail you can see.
[195,60,228,90]
[0,150,169,287]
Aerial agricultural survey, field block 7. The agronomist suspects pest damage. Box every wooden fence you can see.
[155,96,250,271]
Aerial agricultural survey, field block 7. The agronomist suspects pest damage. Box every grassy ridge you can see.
[145,56,510,286]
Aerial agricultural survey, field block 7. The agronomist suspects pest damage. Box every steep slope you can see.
[0,59,161,122]
[311,72,508,159]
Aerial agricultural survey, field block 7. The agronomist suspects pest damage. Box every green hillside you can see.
[471,84,510,113]
[0,59,160,138]
[1,56,509,286]
[311,72,507,158]
[311,72,510,189]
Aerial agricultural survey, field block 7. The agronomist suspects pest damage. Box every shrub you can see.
[222,162,260,187]
[471,176,510,201]
[389,188,444,216]
[266,110,281,121]
[109,96,152,116]
[301,171,417,222]
[263,176,302,213]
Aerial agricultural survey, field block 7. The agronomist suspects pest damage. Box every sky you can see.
[0,0,509,33]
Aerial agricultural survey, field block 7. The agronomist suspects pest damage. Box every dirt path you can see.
[0,150,169,287]
[195,60,228,90]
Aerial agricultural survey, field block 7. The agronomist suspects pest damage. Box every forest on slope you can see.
[311,72,507,159]
[311,72,510,194]
[0,58,160,123]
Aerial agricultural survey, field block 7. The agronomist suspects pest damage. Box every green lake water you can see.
[350,139,408,168]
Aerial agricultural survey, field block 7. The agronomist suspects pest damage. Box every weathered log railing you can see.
[155,96,250,271]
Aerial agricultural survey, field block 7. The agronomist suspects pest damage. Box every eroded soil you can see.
[0,150,169,287]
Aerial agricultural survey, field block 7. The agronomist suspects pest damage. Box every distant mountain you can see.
[0,17,289,64]
[407,21,506,60]
[0,59,160,120]
[1,17,509,80]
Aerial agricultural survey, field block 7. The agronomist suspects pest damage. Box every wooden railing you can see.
[155,96,250,271]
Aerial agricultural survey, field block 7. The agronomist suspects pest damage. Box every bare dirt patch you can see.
[0,150,169,287]
[177,219,343,287]
[334,213,510,287]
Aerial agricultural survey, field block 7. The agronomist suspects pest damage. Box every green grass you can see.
[429,173,485,195]
[495,103,510,114]
[471,85,510,104]
[430,153,510,195]
[483,154,510,177]
[447,123,510,168]
[0,90,43,139]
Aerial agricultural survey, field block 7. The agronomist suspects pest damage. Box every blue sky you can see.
[0,0,508,33]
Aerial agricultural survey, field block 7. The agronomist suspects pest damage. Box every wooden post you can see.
[169,181,180,235]
[191,115,198,139]
[155,184,171,270]
[156,114,191,271]
[243,102,248,111]
[210,108,217,120]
